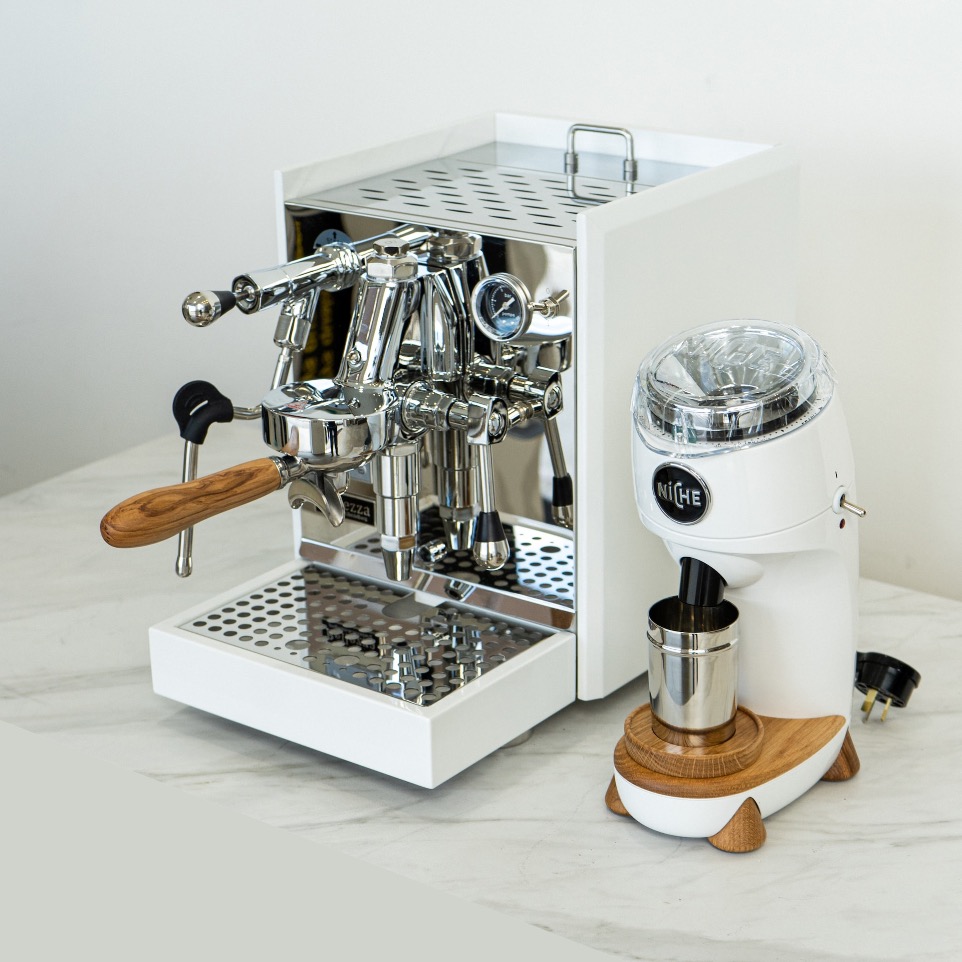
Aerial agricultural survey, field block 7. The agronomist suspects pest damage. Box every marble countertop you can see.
[1,422,956,961]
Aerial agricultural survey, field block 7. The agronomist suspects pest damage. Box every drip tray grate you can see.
[348,511,574,609]
[182,565,550,707]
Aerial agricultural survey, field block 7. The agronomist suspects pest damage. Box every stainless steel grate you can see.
[295,147,637,243]
[348,511,574,608]
[182,565,549,707]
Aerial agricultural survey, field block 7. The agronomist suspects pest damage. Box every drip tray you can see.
[181,565,551,707]
[149,561,575,787]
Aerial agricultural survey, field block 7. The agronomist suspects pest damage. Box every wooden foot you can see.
[707,798,766,853]
[605,776,630,816]
[821,730,860,782]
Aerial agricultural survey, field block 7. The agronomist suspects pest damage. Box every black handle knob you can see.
[172,380,234,445]
[552,474,573,509]
[472,510,510,570]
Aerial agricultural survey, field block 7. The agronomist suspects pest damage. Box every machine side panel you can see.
[575,146,800,699]
[148,561,576,788]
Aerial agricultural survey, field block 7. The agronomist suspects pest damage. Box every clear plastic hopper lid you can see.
[632,321,835,454]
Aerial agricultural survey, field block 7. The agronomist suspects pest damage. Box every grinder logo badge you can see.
[652,463,710,524]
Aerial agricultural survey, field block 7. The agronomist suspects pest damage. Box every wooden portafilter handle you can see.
[100,457,293,549]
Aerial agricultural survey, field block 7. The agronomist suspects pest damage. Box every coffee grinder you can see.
[607,321,865,852]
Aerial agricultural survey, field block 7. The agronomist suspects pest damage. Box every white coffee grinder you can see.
[606,320,865,852]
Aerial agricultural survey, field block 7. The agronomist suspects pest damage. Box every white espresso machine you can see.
[102,114,800,788]
[608,321,864,851]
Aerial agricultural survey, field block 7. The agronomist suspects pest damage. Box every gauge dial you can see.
[470,274,533,342]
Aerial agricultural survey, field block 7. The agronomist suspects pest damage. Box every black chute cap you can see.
[678,556,727,607]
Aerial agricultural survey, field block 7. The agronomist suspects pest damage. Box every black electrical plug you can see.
[855,651,921,722]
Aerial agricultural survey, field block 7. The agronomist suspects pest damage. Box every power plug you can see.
[855,651,921,722]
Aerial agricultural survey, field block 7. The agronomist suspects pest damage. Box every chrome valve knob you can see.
[182,290,237,327]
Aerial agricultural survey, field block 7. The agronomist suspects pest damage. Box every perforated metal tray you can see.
[350,511,574,608]
[301,508,574,629]
[290,141,703,244]
[182,564,551,708]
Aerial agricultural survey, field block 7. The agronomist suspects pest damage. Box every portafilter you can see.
[100,380,395,549]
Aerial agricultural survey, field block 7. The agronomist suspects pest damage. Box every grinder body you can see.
[620,321,860,838]
[632,393,859,722]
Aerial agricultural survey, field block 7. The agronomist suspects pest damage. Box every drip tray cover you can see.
[149,561,575,787]
[181,564,551,707]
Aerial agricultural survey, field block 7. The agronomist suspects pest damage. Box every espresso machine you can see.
[607,321,864,851]
[101,114,801,787]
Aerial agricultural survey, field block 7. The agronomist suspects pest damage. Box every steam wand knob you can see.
[182,290,237,327]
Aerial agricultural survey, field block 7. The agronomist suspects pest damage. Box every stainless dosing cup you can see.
[647,597,739,746]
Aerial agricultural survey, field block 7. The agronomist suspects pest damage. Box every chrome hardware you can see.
[840,498,867,519]
[231,404,262,420]
[470,274,570,343]
[544,417,574,529]
[223,225,432,316]
[373,442,421,581]
[271,288,318,389]
[530,289,570,319]
[181,210,572,584]
[418,538,448,565]
[174,440,200,577]
[288,474,346,527]
[434,430,477,550]
[170,380,236,577]
[182,290,236,327]
[336,239,421,389]
[262,380,396,472]
[472,443,510,570]
[647,597,739,743]
[270,454,311,486]
[834,489,867,519]
[564,123,638,188]
[444,578,476,601]
[420,232,484,381]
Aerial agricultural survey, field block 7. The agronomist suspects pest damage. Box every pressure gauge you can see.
[470,273,534,342]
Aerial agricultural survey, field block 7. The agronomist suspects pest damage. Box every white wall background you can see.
[3,0,961,600]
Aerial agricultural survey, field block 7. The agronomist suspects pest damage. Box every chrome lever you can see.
[170,380,236,577]
[174,441,199,577]
[833,488,867,519]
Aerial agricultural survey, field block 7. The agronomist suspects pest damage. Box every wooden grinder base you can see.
[606,705,859,853]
